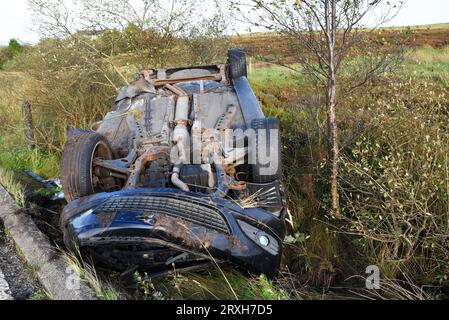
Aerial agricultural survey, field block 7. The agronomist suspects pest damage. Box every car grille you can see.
[98,195,230,234]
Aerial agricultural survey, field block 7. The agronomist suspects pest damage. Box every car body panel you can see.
[61,188,285,277]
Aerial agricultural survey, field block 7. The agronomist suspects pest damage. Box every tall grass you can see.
[0,136,59,178]
[408,45,449,64]
[402,45,449,85]
[247,48,449,292]
[138,268,291,300]
[0,167,26,207]
[339,79,449,284]
[60,245,120,300]
[0,71,28,134]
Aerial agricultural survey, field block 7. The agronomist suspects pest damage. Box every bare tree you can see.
[28,0,230,64]
[28,0,81,37]
[232,0,404,215]
[29,0,201,37]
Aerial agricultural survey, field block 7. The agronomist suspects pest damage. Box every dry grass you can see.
[347,275,437,300]
[0,71,29,134]
[60,245,120,300]
[408,45,449,64]
[0,167,25,207]
[234,189,264,209]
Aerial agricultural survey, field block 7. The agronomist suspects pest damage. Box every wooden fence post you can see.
[22,100,35,150]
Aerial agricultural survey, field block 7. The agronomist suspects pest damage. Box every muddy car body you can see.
[60,49,286,278]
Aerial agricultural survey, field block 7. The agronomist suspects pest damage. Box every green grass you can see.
[135,268,292,300]
[402,61,449,85]
[0,137,59,178]
[61,246,120,300]
[28,289,51,300]
[0,167,25,207]
[248,45,449,87]
[400,45,449,85]
[249,64,303,86]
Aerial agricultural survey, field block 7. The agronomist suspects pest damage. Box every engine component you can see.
[146,157,170,188]
[171,95,190,192]
[180,165,213,193]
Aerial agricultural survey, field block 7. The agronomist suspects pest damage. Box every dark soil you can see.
[12,170,66,247]
[0,220,44,300]
[26,197,66,248]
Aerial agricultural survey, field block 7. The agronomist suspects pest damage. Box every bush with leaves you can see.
[11,37,124,153]
[340,80,449,284]
[0,39,23,69]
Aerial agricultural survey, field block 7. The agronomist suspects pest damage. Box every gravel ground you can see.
[0,266,12,300]
[0,219,43,300]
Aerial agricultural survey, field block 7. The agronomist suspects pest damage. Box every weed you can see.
[243,274,290,300]
[60,246,120,300]
[28,289,51,300]
[0,167,26,207]
[0,137,59,178]
[133,272,168,300]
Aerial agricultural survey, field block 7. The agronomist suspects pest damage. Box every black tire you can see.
[250,118,282,183]
[61,132,113,202]
[228,48,247,79]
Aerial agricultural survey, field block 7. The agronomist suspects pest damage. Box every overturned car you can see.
[60,49,286,278]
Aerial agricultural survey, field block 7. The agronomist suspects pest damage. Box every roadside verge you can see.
[0,183,96,300]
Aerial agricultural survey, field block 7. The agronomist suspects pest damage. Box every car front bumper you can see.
[60,188,286,278]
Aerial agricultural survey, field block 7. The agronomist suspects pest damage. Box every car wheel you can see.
[61,132,115,202]
[228,48,247,79]
[250,117,283,183]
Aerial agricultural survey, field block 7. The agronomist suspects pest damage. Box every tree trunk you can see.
[327,83,340,216]
[326,0,340,215]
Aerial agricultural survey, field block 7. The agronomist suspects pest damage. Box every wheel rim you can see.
[90,141,114,193]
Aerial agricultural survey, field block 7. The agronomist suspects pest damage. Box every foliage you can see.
[133,272,167,300]
[340,80,449,284]
[9,0,233,154]
[15,38,122,153]
[248,47,449,292]
[0,39,23,69]
[28,289,51,300]
[61,246,120,300]
[0,167,26,208]
[0,136,60,178]
[243,274,290,300]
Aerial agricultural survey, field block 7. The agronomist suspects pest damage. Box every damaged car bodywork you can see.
[60,49,286,278]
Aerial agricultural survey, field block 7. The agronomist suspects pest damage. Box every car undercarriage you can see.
[59,49,286,278]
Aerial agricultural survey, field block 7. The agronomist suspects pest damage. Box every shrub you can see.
[12,38,124,154]
[0,39,23,69]
[340,80,449,284]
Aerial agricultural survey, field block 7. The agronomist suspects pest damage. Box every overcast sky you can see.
[1,0,448,45]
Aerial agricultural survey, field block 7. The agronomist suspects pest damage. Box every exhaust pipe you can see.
[171,94,190,192]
